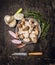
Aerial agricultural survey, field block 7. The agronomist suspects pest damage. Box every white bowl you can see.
[16,18,41,44]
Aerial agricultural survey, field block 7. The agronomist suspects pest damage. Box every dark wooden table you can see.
[0,0,55,65]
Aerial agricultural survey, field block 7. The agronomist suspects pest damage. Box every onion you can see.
[8,30,16,38]
[11,39,21,44]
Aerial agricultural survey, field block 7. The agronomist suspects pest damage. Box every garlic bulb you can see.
[14,13,24,20]
[4,15,11,24]
[4,15,16,27]
[8,19,16,27]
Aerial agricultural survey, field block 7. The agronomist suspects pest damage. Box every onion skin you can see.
[11,39,21,44]
[8,30,16,38]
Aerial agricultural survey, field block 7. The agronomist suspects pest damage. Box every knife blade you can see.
[12,53,27,56]
[12,52,43,56]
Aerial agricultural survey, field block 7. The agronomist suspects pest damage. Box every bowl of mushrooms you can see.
[15,18,41,44]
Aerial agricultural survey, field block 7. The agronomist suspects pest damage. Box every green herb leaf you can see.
[25,11,50,39]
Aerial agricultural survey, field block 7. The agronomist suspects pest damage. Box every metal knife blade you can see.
[12,53,27,56]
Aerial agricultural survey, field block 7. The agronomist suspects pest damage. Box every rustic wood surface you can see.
[0,0,55,65]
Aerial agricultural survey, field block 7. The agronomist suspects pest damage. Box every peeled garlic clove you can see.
[14,13,24,20]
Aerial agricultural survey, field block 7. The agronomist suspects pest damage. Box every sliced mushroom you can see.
[29,27,33,33]
[23,26,30,31]
[29,18,34,24]
[23,38,30,42]
[17,23,22,28]
[34,26,39,35]
[25,21,30,27]
[30,32,36,38]
[19,34,24,39]
[18,30,24,34]
[23,31,29,38]
[31,36,37,43]
[34,21,38,26]
[35,30,39,35]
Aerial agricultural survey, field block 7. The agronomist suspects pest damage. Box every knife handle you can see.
[29,52,43,56]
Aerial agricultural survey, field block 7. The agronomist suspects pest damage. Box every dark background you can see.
[0,0,55,65]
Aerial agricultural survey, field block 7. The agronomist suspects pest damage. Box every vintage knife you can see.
[12,52,43,56]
